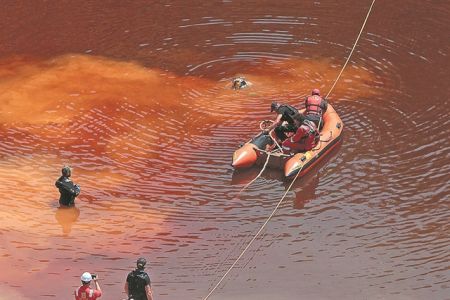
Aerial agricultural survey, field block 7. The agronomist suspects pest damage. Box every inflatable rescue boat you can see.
[232,104,343,178]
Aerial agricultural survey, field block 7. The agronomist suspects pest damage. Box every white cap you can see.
[81,272,92,282]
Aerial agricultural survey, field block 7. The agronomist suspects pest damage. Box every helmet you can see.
[62,166,71,177]
[270,102,279,112]
[137,257,147,269]
[312,88,320,96]
[81,272,92,282]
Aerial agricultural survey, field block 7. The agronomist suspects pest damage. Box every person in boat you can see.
[75,272,102,300]
[264,101,300,143]
[304,88,328,129]
[124,257,154,300]
[55,166,80,207]
[281,113,319,154]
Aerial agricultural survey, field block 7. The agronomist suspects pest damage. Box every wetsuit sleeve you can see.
[55,177,63,189]
[291,126,307,143]
[56,178,78,196]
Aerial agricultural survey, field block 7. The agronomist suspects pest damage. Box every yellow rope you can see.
[325,0,376,99]
[237,130,282,195]
[237,152,272,196]
[203,164,305,300]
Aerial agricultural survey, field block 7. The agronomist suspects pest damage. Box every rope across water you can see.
[203,1,376,298]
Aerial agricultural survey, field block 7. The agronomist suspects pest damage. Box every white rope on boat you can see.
[238,151,272,196]
[237,129,284,195]
[204,1,376,298]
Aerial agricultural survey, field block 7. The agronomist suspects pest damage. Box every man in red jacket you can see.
[282,114,319,154]
[74,272,102,300]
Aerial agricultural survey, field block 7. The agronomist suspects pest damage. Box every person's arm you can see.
[55,177,65,189]
[266,114,283,132]
[124,282,129,297]
[145,284,154,300]
[93,278,102,297]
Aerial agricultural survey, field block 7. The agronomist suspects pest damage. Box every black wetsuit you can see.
[55,176,80,206]
[274,104,300,141]
[126,269,151,300]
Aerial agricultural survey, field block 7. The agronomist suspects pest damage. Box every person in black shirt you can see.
[265,101,300,142]
[55,166,80,207]
[124,258,154,300]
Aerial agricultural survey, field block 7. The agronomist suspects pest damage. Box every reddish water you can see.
[0,1,449,299]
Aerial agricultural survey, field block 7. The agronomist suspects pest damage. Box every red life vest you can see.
[283,120,318,153]
[299,120,319,151]
[305,95,326,116]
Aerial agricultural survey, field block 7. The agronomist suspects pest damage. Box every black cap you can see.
[270,102,279,112]
[137,257,147,269]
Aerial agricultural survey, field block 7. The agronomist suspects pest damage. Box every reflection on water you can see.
[55,206,80,235]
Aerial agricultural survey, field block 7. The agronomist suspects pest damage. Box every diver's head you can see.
[62,166,72,177]
[311,88,320,96]
[232,77,247,90]
[270,101,280,113]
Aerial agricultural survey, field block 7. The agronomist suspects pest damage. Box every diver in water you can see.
[55,166,80,207]
[231,76,251,90]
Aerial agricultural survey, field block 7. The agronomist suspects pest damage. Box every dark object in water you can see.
[231,77,249,90]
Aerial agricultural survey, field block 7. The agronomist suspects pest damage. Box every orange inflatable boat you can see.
[232,104,343,178]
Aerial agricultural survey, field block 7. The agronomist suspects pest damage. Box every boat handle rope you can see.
[237,151,272,196]
[237,129,282,196]
[204,1,376,299]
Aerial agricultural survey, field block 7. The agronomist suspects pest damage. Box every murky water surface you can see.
[0,1,448,299]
